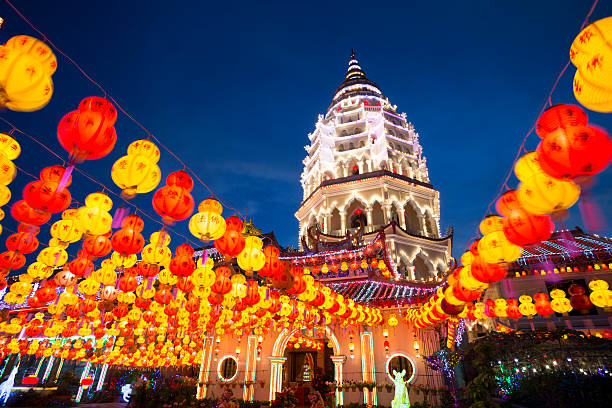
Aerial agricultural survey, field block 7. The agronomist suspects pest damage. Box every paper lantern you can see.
[189,198,226,242]
[533,292,554,315]
[479,215,504,235]
[517,173,580,215]
[503,207,554,246]
[111,139,161,198]
[83,234,112,258]
[514,152,544,182]
[570,17,612,112]
[495,189,521,217]
[111,215,145,256]
[6,231,39,254]
[23,165,72,213]
[568,283,593,312]
[77,193,113,236]
[237,236,265,276]
[477,231,521,265]
[153,170,195,224]
[169,243,196,278]
[214,216,244,258]
[0,36,56,112]
[57,96,117,161]
[537,125,612,179]
[588,280,612,309]
[11,200,51,226]
[470,256,507,283]
[535,104,588,138]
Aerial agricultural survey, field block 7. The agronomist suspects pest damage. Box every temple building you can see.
[295,51,452,282]
[199,52,452,406]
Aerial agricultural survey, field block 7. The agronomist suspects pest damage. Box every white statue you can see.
[391,369,410,408]
[0,366,19,403]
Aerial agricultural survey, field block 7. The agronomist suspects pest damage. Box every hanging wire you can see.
[462,0,600,253]
[4,0,244,218]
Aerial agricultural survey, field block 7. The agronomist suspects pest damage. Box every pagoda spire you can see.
[345,49,367,81]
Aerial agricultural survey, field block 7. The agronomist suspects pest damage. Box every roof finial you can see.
[351,48,355,60]
[345,49,366,81]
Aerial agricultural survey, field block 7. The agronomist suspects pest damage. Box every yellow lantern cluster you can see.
[518,295,536,318]
[570,17,612,112]
[141,230,172,268]
[588,280,612,309]
[0,133,21,234]
[111,139,162,198]
[0,35,57,112]
[515,153,580,216]
[189,199,227,241]
[3,273,34,304]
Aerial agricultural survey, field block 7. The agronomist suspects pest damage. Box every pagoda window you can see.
[390,205,400,224]
[403,202,421,234]
[424,211,438,237]
[413,255,430,281]
[359,141,365,148]
[388,129,395,136]
[371,202,385,226]
[330,208,341,232]
[338,144,345,152]
[341,130,348,137]
[350,210,367,229]
[354,127,362,134]
[349,142,354,150]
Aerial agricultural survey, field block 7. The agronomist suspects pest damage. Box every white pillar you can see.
[331,355,347,406]
[399,208,406,229]
[268,356,287,401]
[366,208,373,233]
[340,213,347,234]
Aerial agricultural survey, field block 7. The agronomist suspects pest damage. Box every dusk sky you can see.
[1,0,611,260]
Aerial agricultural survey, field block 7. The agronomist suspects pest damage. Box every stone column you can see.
[330,355,347,406]
[268,356,287,401]
[357,162,364,174]
[398,208,406,229]
[340,213,347,234]
[196,336,215,399]
[382,204,392,224]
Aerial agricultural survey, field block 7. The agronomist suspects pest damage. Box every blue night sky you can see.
[0,0,611,259]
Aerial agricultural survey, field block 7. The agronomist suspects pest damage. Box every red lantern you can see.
[214,216,245,259]
[152,170,195,223]
[537,125,612,179]
[57,96,117,162]
[533,292,554,315]
[568,283,593,312]
[118,274,138,292]
[503,207,554,246]
[535,104,588,138]
[154,285,173,305]
[176,276,195,293]
[470,257,507,283]
[506,298,522,319]
[11,200,51,226]
[0,251,26,272]
[212,266,232,295]
[138,262,160,278]
[22,165,72,213]
[244,280,260,306]
[83,235,112,258]
[5,232,39,254]
[112,303,129,319]
[259,245,282,278]
[495,190,521,217]
[66,256,94,277]
[169,243,196,278]
[111,214,145,256]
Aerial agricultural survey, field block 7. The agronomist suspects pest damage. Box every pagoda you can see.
[295,51,452,282]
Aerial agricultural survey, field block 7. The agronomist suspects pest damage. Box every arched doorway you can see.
[269,327,345,405]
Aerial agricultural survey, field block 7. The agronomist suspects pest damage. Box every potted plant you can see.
[384,383,393,393]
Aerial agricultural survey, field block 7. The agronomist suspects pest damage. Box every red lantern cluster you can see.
[57,97,118,162]
[536,104,612,180]
[169,243,196,278]
[23,165,72,213]
[152,170,195,224]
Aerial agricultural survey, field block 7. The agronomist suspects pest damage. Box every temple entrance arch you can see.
[269,327,346,405]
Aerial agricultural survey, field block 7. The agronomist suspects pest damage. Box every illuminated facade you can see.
[295,51,452,282]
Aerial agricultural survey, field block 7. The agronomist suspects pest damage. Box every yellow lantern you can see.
[514,152,544,182]
[26,261,53,280]
[111,139,162,198]
[0,133,21,160]
[479,215,504,235]
[518,173,580,215]
[0,184,10,206]
[188,199,226,241]
[550,289,573,314]
[460,251,474,266]
[78,277,100,296]
[518,295,536,317]
[0,153,16,186]
[50,217,83,245]
[37,246,68,267]
[478,231,521,265]
[589,280,612,309]
[77,192,113,236]
[388,313,398,327]
[570,17,612,112]
[237,236,265,275]
[0,36,57,112]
